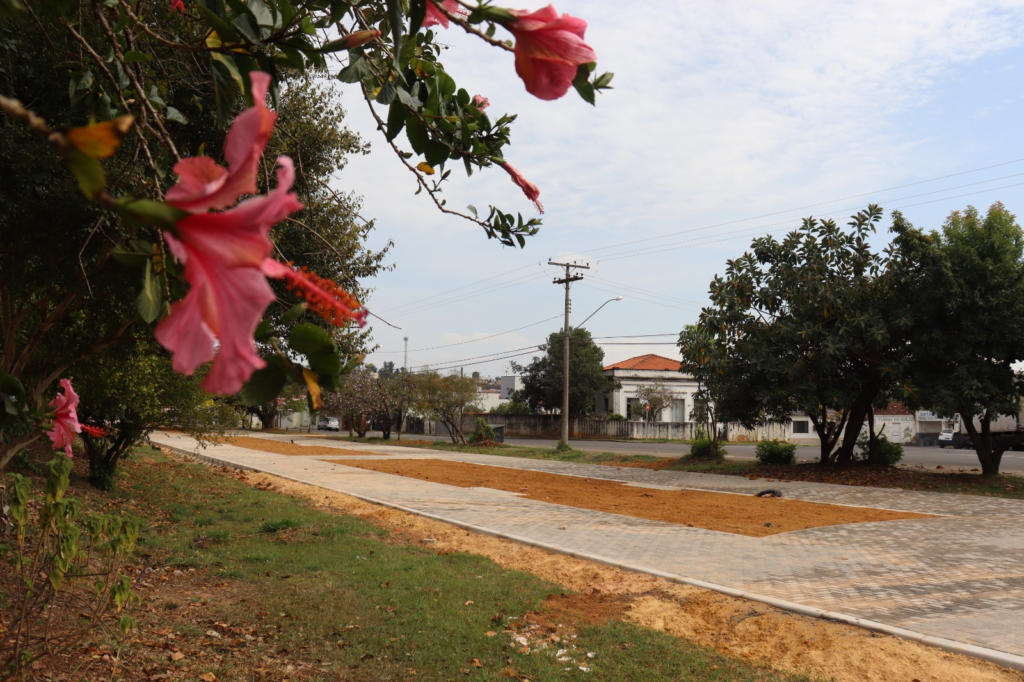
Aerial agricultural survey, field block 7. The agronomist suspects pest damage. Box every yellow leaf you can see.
[416,162,435,175]
[303,368,323,411]
[65,116,135,159]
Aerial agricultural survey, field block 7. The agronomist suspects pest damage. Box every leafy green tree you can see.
[511,328,619,416]
[898,203,1024,475]
[690,207,915,464]
[73,342,241,489]
[489,400,532,415]
[411,372,478,444]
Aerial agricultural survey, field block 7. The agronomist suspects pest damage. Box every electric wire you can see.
[376,314,561,354]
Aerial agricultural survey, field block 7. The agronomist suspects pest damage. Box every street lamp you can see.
[559,296,623,448]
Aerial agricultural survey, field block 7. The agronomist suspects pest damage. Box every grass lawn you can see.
[328,436,1024,500]
[44,446,805,681]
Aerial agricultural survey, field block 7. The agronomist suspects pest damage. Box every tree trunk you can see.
[960,408,1006,476]
[395,410,403,441]
[380,413,392,440]
[0,432,41,472]
[835,396,871,464]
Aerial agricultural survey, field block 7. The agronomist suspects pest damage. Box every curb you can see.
[155,441,1024,673]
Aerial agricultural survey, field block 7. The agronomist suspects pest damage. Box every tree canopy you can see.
[511,328,619,416]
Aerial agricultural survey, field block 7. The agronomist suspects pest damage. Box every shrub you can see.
[856,434,904,466]
[606,413,626,421]
[1,457,139,676]
[755,440,797,466]
[690,435,725,461]
[468,418,496,444]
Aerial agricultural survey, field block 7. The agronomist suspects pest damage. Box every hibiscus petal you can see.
[155,288,217,376]
[514,51,579,101]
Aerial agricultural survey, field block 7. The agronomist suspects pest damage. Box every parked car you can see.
[318,417,340,431]
[938,429,954,448]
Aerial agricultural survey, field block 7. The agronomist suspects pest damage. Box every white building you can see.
[500,375,523,399]
[595,354,697,421]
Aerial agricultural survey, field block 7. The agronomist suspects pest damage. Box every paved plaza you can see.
[151,431,1024,667]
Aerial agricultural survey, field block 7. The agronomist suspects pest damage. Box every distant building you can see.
[596,354,697,421]
[500,375,523,400]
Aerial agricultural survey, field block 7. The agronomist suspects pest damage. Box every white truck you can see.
[939,413,1022,449]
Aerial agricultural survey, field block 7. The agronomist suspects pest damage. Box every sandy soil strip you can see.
[225,467,1021,682]
[223,436,385,458]
[323,458,931,537]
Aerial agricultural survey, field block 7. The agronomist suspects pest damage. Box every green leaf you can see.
[123,50,152,63]
[119,199,188,230]
[111,247,150,269]
[408,0,427,34]
[239,365,287,406]
[165,106,188,124]
[289,323,334,358]
[64,149,106,200]
[281,302,307,325]
[254,319,274,341]
[210,55,242,126]
[136,260,163,324]
[0,0,26,19]
[405,115,427,154]
[336,56,371,83]
[196,5,240,43]
[0,369,26,403]
[375,81,396,105]
[386,100,406,142]
[572,64,595,106]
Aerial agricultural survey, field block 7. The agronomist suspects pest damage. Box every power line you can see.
[580,160,1024,257]
[596,177,1024,264]
[587,275,707,307]
[592,333,679,339]
[577,281,698,313]
[408,348,541,373]
[376,261,544,315]
[376,314,561,354]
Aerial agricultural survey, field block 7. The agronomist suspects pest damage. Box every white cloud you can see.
[333,0,1024,372]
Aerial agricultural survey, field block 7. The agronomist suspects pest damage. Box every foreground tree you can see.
[898,203,1024,475]
[0,0,610,473]
[511,328,618,416]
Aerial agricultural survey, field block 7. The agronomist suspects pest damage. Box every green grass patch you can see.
[112,448,804,681]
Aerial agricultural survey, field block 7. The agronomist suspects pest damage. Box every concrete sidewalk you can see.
[151,431,1024,670]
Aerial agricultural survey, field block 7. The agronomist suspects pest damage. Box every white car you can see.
[938,429,954,448]
[318,417,340,431]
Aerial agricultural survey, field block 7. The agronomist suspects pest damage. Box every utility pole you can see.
[548,260,589,448]
[403,336,409,373]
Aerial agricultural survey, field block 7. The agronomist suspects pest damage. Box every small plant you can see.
[755,440,797,466]
[467,418,496,444]
[258,518,302,534]
[856,433,904,466]
[689,434,726,461]
[1,456,139,677]
[606,413,626,421]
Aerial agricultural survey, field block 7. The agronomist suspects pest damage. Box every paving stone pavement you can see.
[151,431,1024,662]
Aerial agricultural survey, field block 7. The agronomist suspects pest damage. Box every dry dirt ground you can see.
[223,436,382,458]
[321,458,930,537]
[242,469,1021,682]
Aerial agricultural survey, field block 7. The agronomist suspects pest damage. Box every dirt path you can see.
[324,457,931,537]
[221,466,1020,682]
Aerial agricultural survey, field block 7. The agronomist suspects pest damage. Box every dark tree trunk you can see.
[811,408,847,465]
[835,395,871,464]
[960,408,1010,476]
[380,413,392,440]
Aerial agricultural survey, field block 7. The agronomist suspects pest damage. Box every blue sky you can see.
[328,0,1024,376]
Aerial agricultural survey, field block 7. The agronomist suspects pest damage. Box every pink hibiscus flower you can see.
[156,159,303,395]
[165,72,277,213]
[47,379,81,457]
[423,0,465,29]
[500,162,543,213]
[506,5,596,101]
[472,94,490,110]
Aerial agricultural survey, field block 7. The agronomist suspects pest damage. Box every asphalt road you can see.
[280,429,1024,474]
[383,432,1024,474]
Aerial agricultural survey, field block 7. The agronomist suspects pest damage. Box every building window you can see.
[792,420,809,434]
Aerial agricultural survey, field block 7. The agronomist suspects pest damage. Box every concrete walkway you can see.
[151,431,1024,669]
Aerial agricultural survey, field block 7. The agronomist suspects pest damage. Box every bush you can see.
[754,440,797,466]
[1,457,139,676]
[856,434,904,466]
[606,413,626,421]
[468,418,496,444]
[689,435,725,461]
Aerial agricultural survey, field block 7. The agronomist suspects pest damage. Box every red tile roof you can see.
[604,354,681,371]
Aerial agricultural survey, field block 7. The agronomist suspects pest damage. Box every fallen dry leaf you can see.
[198,673,218,682]
[169,652,185,662]
[470,658,484,668]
